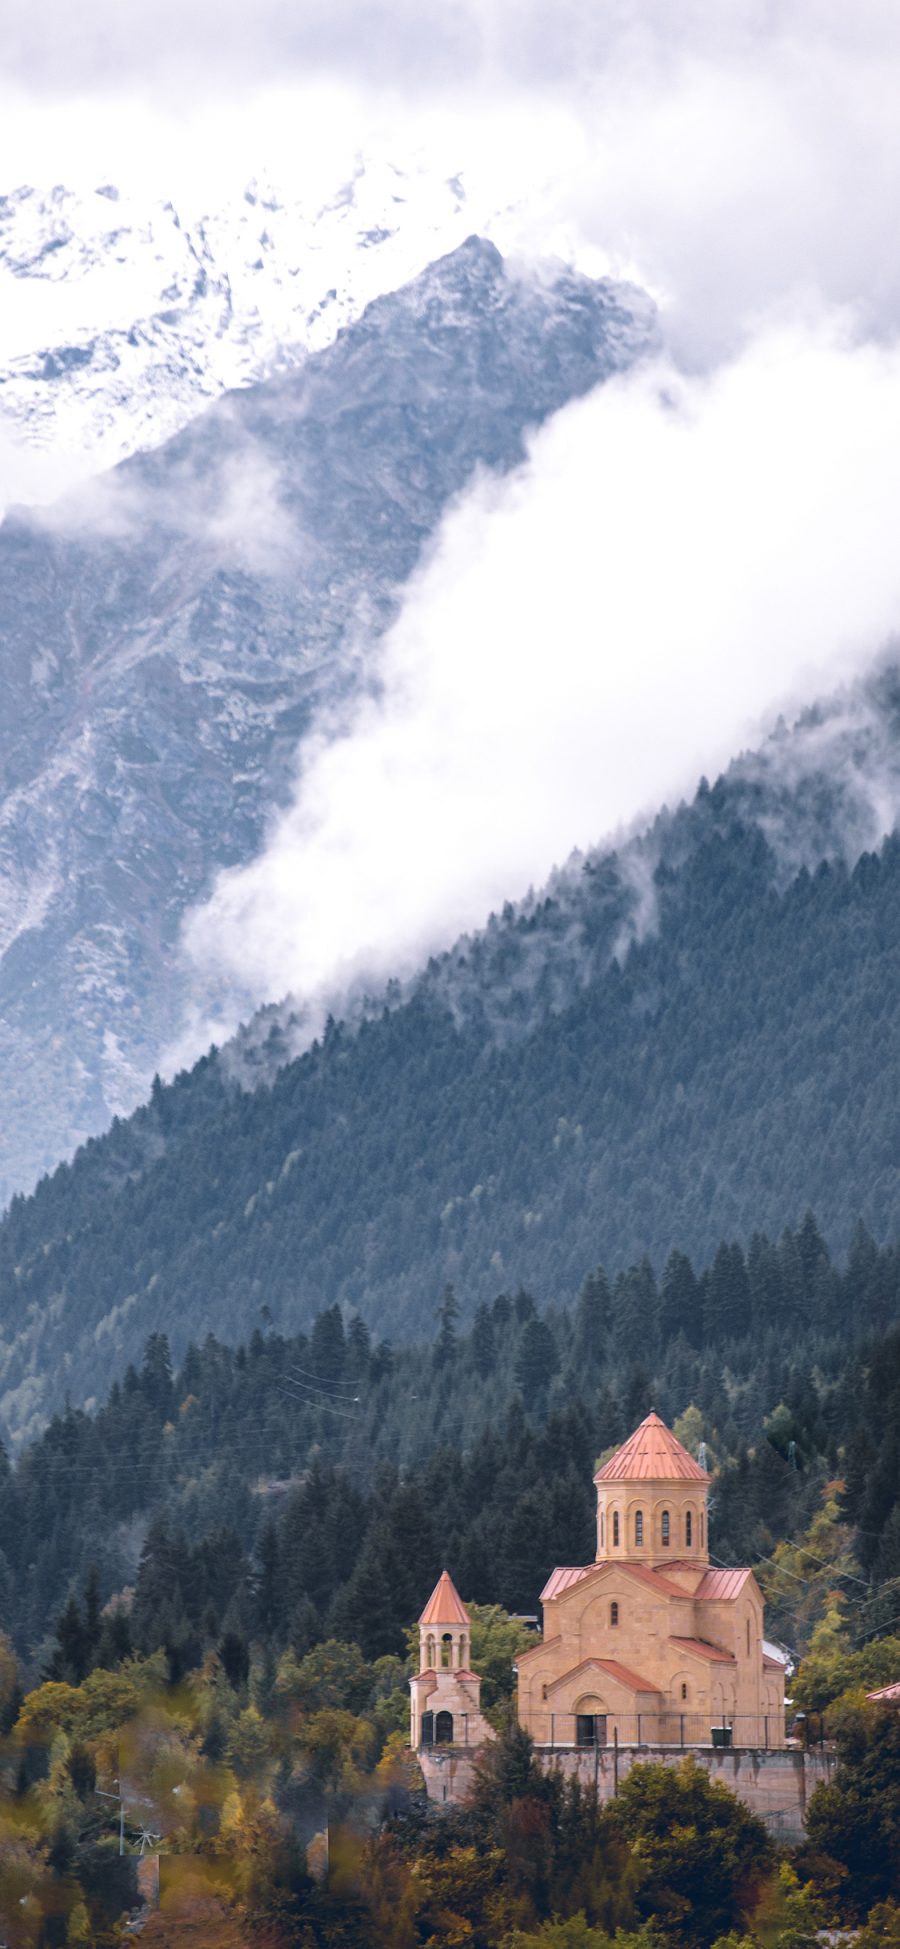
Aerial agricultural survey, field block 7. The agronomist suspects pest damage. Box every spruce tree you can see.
[434,1284,460,1367]
[471,1303,497,1375]
[515,1317,559,1408]
[573,1267,610,1370]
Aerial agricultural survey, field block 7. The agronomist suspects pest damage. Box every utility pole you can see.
[96,1782,125,1855]
[96,1754,126,1856]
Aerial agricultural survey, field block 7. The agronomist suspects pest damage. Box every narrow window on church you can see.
[681,1682,688,1701]
[746,1618,751,1655]
[686,1511,693,1547]
[635,1511,644,1546]
[613,1511,620,1547]
[700,1509,705,1544]
[662,1509,670,1546]
[441,1633,452,1669]
[610,1601,619,1626]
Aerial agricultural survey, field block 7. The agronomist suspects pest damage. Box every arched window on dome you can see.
[610,1601,619,1627]
[662,1509,671,1547]
[426,1636,435,1669]
[612,1511,620,1548]
[685,1510,693,1547]
[441,1633,452,1669]
[635,1510,644,1546]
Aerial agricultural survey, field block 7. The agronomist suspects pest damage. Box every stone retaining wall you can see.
[539,1743,836,1842]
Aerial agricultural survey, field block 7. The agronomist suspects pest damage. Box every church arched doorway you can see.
[575,1696,608,1747]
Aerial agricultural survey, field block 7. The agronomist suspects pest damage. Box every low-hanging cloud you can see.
[9,0,900,1071]
[180,315,900,1044]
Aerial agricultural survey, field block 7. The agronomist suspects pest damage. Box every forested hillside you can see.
[4,700,900,1437]
[3,1214,900,1663]
[3,1218,900,1944]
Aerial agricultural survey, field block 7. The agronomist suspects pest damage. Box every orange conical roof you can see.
[418,1570,470,1626]
[594,1411,708,1484]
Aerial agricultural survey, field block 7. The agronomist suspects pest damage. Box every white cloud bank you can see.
[8,0,900,1049]
[182,315,900,1028]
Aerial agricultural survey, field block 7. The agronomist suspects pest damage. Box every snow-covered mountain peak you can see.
[0,159,521,493]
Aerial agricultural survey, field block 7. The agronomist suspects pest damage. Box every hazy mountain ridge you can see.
[229,662,900,1079]
[0,236,653,1205]
[4,667,900,1443]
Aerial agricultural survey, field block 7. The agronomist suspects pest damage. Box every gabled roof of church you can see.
[546,1655,661,1696]
[669,1635,736,1663]
[694,1567,753,1601]
[541,1565,593,1602]
[594,1411,709,1484]
[419,1570,470,1626]
[540,1558,690,1603]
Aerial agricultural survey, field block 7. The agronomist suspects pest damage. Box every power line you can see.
[288,1363,362,1393]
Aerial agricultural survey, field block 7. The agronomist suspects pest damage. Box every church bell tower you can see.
[409,1571,494,1759]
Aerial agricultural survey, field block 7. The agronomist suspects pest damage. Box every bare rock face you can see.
[0,236,655,1203]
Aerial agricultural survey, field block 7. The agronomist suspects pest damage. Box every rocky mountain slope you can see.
[0,237,653,1204]
[0,162,511,488]
[3,664,900,1442]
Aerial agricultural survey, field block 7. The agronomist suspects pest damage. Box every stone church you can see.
[411,1411,786,1779]
[517,1411,785,1750]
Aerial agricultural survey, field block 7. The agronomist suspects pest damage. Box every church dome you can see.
[418,1570,471,1626]
[594,1411,708,1484]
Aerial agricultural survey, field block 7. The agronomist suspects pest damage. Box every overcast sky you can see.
[7,2,900,1049]
[5,0,900,360]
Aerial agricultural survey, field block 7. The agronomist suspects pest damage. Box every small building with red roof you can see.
[865,1680,900,1706]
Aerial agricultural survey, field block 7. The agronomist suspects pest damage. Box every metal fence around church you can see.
[421,1711,796,1754]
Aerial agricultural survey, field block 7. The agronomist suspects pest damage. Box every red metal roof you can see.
[695,1568,753,1601]
[594,1412,709,1484]
[762,1654,785,1672]
[866,1680,900,1704]
[541,1565,593,1602]
[418,1570,470,1626]
[540,1559,688,1605]
[546,1655,661,1697]
[620,1561,694,1598]
[670,1635,736,1664]
[596,1658,662,1693]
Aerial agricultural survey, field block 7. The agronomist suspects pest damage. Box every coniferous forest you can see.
[5,772,900,1441]
[5,712,900,1944]
[2,1214,900,1944]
